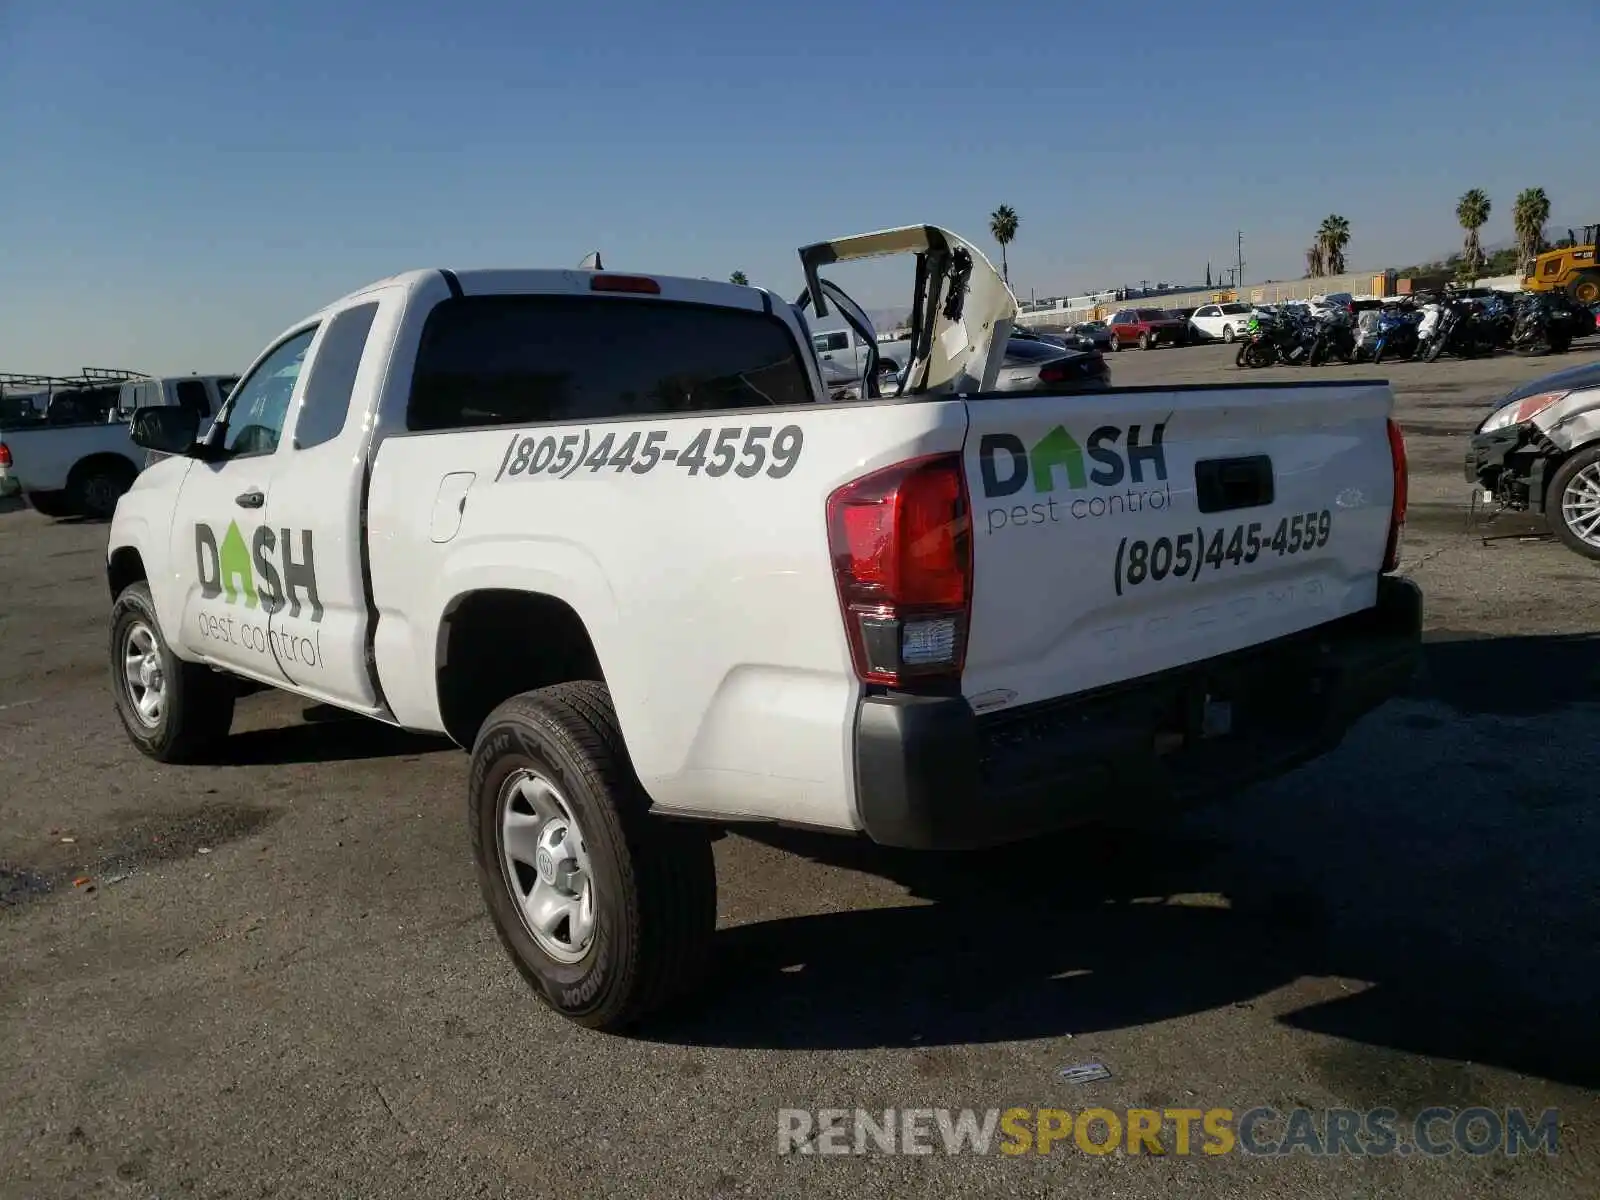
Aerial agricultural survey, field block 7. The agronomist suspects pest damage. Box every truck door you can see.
[170,326,317,684]
[260,294,393,713]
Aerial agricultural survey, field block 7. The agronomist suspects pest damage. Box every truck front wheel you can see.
[469,681,716,1030]
[110,582,236,761]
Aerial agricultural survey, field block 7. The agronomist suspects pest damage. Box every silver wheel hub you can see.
[121,622,166,728]
[497,769,596,964]
[1561,464,1600,548]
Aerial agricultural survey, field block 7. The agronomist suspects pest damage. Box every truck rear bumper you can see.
[852,575,1423,850]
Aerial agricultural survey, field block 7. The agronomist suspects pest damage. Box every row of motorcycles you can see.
[1234,289,1591,369]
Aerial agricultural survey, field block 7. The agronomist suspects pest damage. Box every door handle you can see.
[235,490,264,509]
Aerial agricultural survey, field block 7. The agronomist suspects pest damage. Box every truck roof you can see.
[309,268,775,327]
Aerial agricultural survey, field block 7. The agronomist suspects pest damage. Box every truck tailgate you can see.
[960,382,1397,711]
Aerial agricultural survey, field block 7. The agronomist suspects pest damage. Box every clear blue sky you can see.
[3,0,1597,374]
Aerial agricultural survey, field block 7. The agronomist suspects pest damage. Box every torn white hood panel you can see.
[797,225,1017,394]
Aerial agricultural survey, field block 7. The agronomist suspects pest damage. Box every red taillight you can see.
[0,443,10,468]
[826,453,972,687]
[1383,418,1407,573]
[589,274,660,295]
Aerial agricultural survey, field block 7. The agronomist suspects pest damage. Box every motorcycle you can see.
[1512,290,1576,356]
[1422,298,1490,362]
[1307,308,1356,365]
[1235,313,1278,368]
[1476,292,1516,350]
[1370,307,1421,364]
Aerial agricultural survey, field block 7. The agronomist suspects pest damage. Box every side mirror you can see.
[130,406,200,455]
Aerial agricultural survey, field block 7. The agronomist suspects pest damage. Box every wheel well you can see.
[69,452,139,487]
[435,590,604,747]
[108,546,147,600]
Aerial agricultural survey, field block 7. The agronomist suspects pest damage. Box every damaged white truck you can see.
[104,225,1421,1030]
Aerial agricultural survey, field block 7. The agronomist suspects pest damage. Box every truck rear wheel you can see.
[110,582,236,761]
[70,459,137,520]
[469,681,716,1030]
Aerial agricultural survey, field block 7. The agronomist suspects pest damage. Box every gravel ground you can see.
[2,342,1597,1199]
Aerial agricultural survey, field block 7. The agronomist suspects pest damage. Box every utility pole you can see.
[1236,230,1246,298]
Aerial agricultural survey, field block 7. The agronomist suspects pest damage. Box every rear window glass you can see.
[1221,303,1252,314]
[1004,338,1063,362]
[407,295,813,432]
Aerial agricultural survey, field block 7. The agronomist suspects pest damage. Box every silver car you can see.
[990,336,1110,393]
[1468,358,1600,560]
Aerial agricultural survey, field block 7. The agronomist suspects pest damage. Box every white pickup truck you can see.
[2,374,236,518]
[105,225,1420,1030]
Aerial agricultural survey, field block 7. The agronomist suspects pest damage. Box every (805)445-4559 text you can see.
[1113,511,1333,596]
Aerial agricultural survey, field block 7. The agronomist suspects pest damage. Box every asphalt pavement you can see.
[2,343,1597,1199]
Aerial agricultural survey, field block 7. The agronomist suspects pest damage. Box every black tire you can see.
[70,459,137,520]
[1425,335,1448,363]
[1139,332,1153,351]
[110,582,236,762]
[25,490,74,518]
[1546,445,1600,562]
[1570,273,1600,307]
[1222,325,1236,344]
[469,681,717,1031]
[1308,340,1326,367]
[1549,328,1572,355]
[1109,335,1121,352]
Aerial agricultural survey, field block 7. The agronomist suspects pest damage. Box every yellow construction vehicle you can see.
[1524,223,1600,304]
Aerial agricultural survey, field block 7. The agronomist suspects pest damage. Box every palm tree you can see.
[728,270,748,286]
[1456,188,1492,281]
[1512,187,1551,278]
[1305,242,1326,278]
[1317,215,1351,276]
[989,205,1019,287]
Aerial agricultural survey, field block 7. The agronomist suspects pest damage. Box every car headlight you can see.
[1477,390,1569,434]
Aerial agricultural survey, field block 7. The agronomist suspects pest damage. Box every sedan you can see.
[991,336,1110,393]
[1065,321,1116,351]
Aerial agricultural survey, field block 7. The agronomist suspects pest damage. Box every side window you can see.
[407,295,814,432]
[215,377,239,405]
[174,379,212,419]
[221,328,318,458]
[291,302,380,450]
[817,331,849,353]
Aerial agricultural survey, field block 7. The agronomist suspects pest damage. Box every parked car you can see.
[1468,358,1600,559]
[1107,307,1189,350]
[1188,301,1258,344]
[1009,327,1073,350]
[104,220,1418,1031]
[1308,293,1356,319]
[808,326,910,380]
[991,337,1109,393]
[1067,321,1116,351]
[1,374,237,518]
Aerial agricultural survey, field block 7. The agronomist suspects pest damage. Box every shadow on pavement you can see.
[639,634,1600,1090]
[203,703,453,765]
[1416,630,1600,716]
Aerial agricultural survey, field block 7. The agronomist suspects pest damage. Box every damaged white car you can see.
[1467,359,1600,559]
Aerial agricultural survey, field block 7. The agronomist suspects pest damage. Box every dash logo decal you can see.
[192,522,325,669]
[977,418,1174,533]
